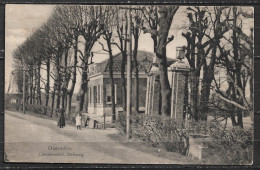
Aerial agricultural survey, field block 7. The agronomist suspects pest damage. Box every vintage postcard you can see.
[4,4,254,164]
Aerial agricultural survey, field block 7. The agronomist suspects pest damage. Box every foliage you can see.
[117,112,252,164]
[187,120,253,164]
[23,104,52,116]
[5,103,21,111]
[117,113,189,155]
[209,124,253,165]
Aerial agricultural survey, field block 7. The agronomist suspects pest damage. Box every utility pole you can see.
[119,6,142,141]
[126,7,132,141]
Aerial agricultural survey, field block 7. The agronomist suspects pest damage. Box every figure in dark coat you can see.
[57,108,65,128]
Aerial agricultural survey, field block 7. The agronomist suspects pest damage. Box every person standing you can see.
[76,113,82,130]
[57,108,65,128]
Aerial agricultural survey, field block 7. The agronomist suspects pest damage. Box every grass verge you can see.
[108,133,201,164]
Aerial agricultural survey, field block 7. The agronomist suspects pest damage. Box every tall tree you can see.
[181,7,231,120]
[76,5,105,112]
[99,6,117,122]
[142,6,179,116]
[213,7,253,128]
[132,10,142,113]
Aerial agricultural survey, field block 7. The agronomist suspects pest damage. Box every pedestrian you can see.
[76,113,82,130]
[57,108,65,128]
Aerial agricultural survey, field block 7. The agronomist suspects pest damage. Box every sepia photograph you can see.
[4,4,254,164]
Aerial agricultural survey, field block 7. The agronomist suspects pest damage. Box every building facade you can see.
[87,50,154,120]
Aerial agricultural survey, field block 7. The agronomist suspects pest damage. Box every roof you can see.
[88,50,176,76]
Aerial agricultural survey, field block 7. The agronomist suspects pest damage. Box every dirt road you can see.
[5,110,177,164]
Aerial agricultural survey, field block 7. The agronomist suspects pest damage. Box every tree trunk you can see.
[66,36,78,117]
[190,71,199,121]
[120,23,128,112]
[51,89,56,117]
[29,70,33,104]
[61,88,66,111]
[155,6,178,116]
[104,34,116,122]
[133,28,139,113]
[32,69,36,105]
[226,82,237,126]
[250,74,253,103]
[45,57,50,107]
[200,45,217,120]
[77,43,92,112]
[77,70,87,112]
[200,67,213,120]
[55,48,62,110]
[56,81,61,110]
[61,49,69,112]
[232,7,243,128]
[156,53,171,116]
[109,48,116,122]
[37,62,41,105]
[66,93,73,117]
[151,34,162,115]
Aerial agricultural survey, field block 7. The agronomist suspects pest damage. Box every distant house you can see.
[87,50,154,119]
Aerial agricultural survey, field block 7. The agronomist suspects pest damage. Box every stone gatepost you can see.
[169,47,190,122]
[145,64,159,115]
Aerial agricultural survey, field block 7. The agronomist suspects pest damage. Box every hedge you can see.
[116,112,253,164]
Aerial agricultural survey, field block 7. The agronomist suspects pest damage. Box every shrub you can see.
[5,103,21,111]
[209,125,253,165]
[23,104,52,116]
[117,113,189,155]
[116,111,127,134]
[117,112,253,163]
[187,120,253,164]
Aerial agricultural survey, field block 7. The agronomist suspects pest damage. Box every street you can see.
[5,110,177,164]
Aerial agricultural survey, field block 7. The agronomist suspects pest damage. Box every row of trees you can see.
[11,5,253,127]
[182,6,253,127]
[11,5,179,120]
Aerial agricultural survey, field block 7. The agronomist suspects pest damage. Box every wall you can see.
[103,77,147,108]
[88,74,148,116]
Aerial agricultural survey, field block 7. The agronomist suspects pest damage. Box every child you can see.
[76,113,82,130]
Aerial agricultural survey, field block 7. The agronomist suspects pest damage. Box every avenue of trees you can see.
[10,5,253,128]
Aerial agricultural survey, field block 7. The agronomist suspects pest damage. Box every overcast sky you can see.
[5,5,189,93]
[5,5,55,91]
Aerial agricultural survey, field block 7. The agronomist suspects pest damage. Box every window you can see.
[93,86,97,105]
[106,84,117,104]
[89,87,92,104]
[100,85,102,104]
[114,84,117,104]
[106,84,111,104]
[97,85,100,104]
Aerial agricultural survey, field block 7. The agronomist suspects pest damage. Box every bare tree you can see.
[213,7,253,128]
[142,6,179,116]
[181,7,231,120]
[75,5,105,112]
[99,6,117,122]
